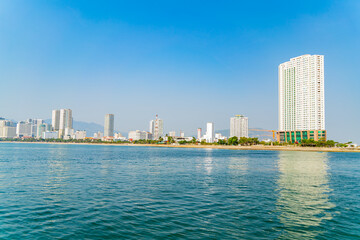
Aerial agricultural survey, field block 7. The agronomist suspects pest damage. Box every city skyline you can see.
[0,1,359,143]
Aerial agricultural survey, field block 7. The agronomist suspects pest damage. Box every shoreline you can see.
[1,141,360,153]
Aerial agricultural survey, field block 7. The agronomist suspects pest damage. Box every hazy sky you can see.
[1,0,359,143]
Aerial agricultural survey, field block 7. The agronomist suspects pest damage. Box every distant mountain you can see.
[217,128,274,141]
[45,119,126,137]
[72,121,104,137]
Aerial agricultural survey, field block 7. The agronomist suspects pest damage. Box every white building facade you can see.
[279,54,325,131]
[230,115,248,138]
[42,131,59,139]
[278,54,326,142]
[0,120,16,138]
[73,130,87,140]
[52,110,60,131]
[128,130,152,141]
[205,122,214,143]
[16,121,32,137]
[52,108,73,138]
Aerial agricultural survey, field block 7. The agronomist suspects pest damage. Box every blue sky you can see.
[0,0,359,143]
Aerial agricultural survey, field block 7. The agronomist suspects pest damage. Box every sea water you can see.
[0,143,359,239]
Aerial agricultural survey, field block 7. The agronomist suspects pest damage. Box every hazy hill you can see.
[45,119,126,137]
[217,128,274,141]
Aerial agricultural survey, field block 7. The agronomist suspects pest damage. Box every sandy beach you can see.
[2,141,360,153]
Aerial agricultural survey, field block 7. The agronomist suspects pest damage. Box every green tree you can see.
[228,136,238,145]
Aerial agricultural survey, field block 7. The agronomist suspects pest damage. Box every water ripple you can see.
[0,143,359,239]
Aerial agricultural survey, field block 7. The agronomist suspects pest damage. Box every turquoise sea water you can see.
[0,143,359,239]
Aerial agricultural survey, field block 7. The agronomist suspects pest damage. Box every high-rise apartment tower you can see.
[149,115,163,140]
[278,54,326,142]
[230,115,248,138]
[104,114,114,137]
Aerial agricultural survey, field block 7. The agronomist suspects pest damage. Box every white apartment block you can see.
[73,130,87,140]
[279,54,325,131]
[59,109,73,137]
[0,119,17,138]
[42,131,59,139]
[128,130,152,141]
[52,110,60,131]
[230,115,248,138]
[16,121,32,137]
[205,122,214,143]
[0,127,16,138]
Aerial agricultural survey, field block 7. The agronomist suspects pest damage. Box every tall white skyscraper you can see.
[104,114,114,137]
[59,109,73,129]
[149,115,163,140]
[278,54,326,142]
[52,110,60,130]
[52,108,73,138]
[230,115,248,138]
[205,122,214,143]
[149,120,154,134]
[279,54,325,131]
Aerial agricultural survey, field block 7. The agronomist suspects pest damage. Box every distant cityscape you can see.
[0,110,249,143]
[0,54,332,144]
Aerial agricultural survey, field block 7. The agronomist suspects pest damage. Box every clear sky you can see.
[0,0,359,143]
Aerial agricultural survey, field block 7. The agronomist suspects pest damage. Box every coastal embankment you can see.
[2,141,360,153]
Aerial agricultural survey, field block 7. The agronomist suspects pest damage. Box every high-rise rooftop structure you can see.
[230,115,248,138]
[278,54,326,142]
[104,114,114,137]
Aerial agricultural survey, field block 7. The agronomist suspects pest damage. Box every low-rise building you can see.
[180,131,185,138]
[16,121,32,137]
[128,130,152,141]
[215,133,226,141]
[114,132,127,141]
[93,131,103,139]
[73,130,87,140]
[0,126,16,138]
[276,130,327,143]
[42,131,59,139]
[0,119,17,139]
